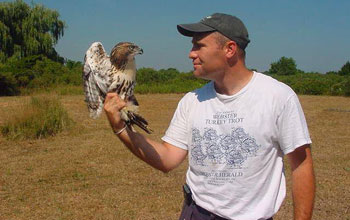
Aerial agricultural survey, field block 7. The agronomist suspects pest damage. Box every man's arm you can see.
[104,93,188,173]
[287,144,315,220]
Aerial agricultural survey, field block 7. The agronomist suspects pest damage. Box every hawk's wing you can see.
[82,42,111,118]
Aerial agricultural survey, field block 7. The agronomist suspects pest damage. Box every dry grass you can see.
[0,94,349,220]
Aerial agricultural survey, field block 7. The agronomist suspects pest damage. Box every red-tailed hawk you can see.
[83,42,152,134]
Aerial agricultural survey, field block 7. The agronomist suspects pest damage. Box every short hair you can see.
[213,32,246,59]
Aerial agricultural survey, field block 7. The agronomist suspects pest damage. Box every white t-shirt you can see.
[162,72,311,220]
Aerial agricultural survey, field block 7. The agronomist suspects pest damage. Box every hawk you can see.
[82,41,152,134]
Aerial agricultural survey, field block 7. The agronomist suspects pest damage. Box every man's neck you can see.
[214,68,253,96]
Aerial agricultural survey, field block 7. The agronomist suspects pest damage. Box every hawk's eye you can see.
[129,45,135,50]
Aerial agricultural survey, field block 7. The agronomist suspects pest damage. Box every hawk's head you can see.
[110,42,143,69]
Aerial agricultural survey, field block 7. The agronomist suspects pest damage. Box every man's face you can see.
[189,32,226,80]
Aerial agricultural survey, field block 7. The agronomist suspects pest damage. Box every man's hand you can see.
[103,93,126,132]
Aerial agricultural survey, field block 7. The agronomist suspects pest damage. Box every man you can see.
[104,13,315,220]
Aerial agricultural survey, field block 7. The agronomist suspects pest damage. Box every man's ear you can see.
[225,41,238,58]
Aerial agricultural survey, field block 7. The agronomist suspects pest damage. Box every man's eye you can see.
[193,44,202,50]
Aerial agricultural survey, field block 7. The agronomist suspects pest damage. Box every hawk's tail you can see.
[126,111,153,134]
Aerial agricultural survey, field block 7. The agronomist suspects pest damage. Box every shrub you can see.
[269,72,348,96]
[1,95,73,139]
[136,67,178,84]
[344,77,350,97]
[330,82,345,96]
[0,55,83,96]
[135,70,208,94]
[0,71,20,96]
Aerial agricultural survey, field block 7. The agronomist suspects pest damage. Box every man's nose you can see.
[189,49,197,60]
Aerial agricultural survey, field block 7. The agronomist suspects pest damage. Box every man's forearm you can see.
[291,148,315,220]
[116,127,185,173]
[103,93,187,173]
[116,127,166,170]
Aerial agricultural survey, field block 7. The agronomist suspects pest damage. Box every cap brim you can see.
[177,22,215,37]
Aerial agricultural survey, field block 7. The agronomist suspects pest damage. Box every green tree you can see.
[65,59,82,70]
[0,0,66,62]
[338,61,350,76]
[269,57,297,75]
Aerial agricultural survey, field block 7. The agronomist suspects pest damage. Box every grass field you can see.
[0,94,349,219]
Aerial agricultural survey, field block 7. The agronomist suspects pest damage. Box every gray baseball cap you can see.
[177,13,250,50]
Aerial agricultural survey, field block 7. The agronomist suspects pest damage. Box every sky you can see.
[18,0,350,73]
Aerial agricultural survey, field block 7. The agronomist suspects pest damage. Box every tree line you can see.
[0,0,349,96]
[268,56,350,76]
[264,57,350,96]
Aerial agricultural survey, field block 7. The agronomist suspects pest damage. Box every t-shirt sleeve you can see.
[161,95,190,150]
[277,94,312,155]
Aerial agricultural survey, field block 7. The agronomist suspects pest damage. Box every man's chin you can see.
[192,70,209,80]
[192,69,201,77]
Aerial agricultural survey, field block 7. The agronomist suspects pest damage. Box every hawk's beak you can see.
[138,48,143,55]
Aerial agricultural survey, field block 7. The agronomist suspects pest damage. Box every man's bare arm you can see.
[104,93,187,173]
[287,145,315,220]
